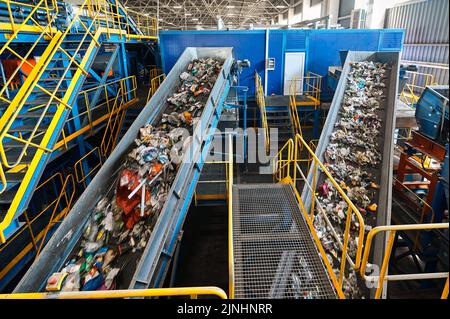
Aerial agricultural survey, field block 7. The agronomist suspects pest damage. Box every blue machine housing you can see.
[159,29,404,100]
[415,85,449,143]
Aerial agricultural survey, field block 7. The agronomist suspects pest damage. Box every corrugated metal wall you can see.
[385,0,449,85]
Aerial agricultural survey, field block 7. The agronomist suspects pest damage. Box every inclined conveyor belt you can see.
[14,47,234,292]
[300,51,400,281]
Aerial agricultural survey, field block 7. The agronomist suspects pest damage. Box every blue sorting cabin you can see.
[160,29,405,99]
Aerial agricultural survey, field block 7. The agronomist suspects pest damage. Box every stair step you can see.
[266,109,289,113]
[31,87,68,93]
[16,111,56,119]
[38,78,64,82]
[4,171,27,184]
[8,125,49,133]
[3,134,44,148]
[267,116,290,120]
[46,67,79,71]
[0,189,16,204]
[4,148,37,164]
[63,40,91,43]
[23,98,57,105]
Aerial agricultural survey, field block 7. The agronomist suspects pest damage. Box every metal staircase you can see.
[266,106,294,147]
[0,0,158,242]
[231,183,336,299]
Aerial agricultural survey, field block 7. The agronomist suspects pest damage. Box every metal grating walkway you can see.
[232,183,336,299]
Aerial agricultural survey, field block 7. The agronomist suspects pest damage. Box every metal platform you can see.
[232,183,336,299]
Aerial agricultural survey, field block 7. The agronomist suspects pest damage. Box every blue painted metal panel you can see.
[160,29,404,100]
[160,30,265,96]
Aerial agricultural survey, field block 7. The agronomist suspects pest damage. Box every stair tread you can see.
[38,78,64,81]
[0,189,16,204]
[8,125,49,132]
[16,111,56,118]
[3,134,44,148]
[3,148,37,165]
[267,116,290,120]
[46,67,79,71]
[23,98,57,105]
[4,171,26,182]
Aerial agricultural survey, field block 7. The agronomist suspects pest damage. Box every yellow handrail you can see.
[74,147,103,187]
[360,223,449,299]
[274,135,366,297]
[0,0,59,101]
[289,72,322,107]
[273,138,293,183]
[101,87,125,156]
[193,160,230,204]
[0,163,5,194]
[227,134,234,299]
[0,1,158,242]
[35,174,76,256]
[148,73,166,102]
[400,71,436,107]
[62,75,137,144]
[289,77,303,138]
[0,286,227,299]
[254,72,269,153]
[0,172,75,282]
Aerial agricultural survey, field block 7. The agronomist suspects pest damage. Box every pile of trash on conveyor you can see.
[45,58,223,293]
[312,61,390,298]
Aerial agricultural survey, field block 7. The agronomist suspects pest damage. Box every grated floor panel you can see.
[232,183,336,299]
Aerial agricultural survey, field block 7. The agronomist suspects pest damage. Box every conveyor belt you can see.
[301,51,401,274]
[14,47,234,293]
[232,183,336,299]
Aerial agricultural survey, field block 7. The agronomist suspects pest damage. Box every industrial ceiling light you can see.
[276,5,286,8]
[226,5,235,8]
[173,5,182,9]
[192,18,199,21]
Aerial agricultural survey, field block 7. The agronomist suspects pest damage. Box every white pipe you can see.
[365,272,448,282]
[140,184,146,217]
[264,28,269,96]
[128,166,165,199]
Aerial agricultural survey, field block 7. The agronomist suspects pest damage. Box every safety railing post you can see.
[442,276,449,299]
[374,230,396,299]
[228,134,234,299]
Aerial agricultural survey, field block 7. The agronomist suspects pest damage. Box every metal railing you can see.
[74,147,102,188]
[61,76,137,148]
[400,71,436,106]
[0,0,155,169]
[124,8,158,38]
[273,138,293,183]
[289,78,303,138]
[193,160,230,205]
[100,87,126,156]
[275,134,449,299]
[147,73,166,103]
[0,0,156,239]
[35,174,75,256]
[254,72,269,153]
[274,134,368,298]
[0,0,58,102]
[86,0,157,39]
[360,223,449,299]
[287,71,322,108]
[0,286,227,299]
[0,0,58,33]
[227,134,235,299]
[0,172,75,281]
